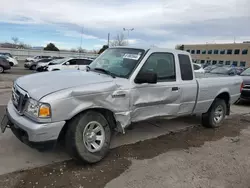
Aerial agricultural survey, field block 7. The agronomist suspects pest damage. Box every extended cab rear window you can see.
[178,54,193,80]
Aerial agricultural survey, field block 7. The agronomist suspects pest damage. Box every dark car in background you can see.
[209,66,238,76]
[240,68,250,101]
[24,58,53,70]
[0,56,11,73]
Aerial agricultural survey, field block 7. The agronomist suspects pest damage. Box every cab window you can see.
[139,52,176,82]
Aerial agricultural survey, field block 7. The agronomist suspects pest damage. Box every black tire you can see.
[65,111,111,163]
[30,65,36,70]
[9,62,14,66]
[0,66,4,73]
[202,98,227,128]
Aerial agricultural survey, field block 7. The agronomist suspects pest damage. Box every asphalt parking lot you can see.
[0,62,250,188]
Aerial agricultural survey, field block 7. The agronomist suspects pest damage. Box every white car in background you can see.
[0,54,18,66]
[25,55,51,62]
[193,63,205,73]
[46,57,93,71]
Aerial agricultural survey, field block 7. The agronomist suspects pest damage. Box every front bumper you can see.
[36,66,47,72]
[3,65,11,70]
[6,101,66,145]
[241,89,250,101]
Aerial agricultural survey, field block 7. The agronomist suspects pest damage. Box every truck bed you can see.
[193,73,242,114]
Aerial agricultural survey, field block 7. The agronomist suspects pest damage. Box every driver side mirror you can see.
[65,62,70,65]
[135,71,157,84]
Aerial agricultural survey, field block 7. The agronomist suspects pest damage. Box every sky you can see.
[0,0,249,50]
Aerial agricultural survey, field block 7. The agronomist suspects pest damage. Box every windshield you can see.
[89,48,145,78]
[50,58,70,65]
[241,68,250,76]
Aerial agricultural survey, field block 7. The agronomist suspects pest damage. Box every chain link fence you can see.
[0,47,98,60]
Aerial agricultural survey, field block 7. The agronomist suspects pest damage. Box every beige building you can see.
[183,42,250,67]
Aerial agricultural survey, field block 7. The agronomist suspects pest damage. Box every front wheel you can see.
[202,98,227,128]
[65,111,111,163]
[0,66,4,73]
[30,65,36,70]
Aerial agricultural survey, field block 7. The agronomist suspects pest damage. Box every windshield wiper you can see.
[93,68,116,78]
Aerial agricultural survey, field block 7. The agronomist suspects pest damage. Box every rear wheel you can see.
[202,98,227,128]
[65,111,111,163]
[0,66,4,73]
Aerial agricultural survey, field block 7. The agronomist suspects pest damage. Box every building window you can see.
[202,50,206,54]
[206,60,211,65]
[240,61,246,67]
[225,61,231,65]
[191,50,195,54]
[219,61,224,64]
[196,50,200,54]
[220,50,225,54]
[208,50,212,54]
[201,60,205,64]
[232,61,238,66]
[212,60,217,65]
[234,49,240,55]
[187,50,190,52]
[227,49,232,54]
[214,50,219,54]
[196,60,200,63]
[242,49,248,55]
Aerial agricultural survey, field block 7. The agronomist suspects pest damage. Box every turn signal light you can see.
[39,105,51,117]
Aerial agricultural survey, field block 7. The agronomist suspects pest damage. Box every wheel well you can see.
[215,92,230,115]
[57,108,117,142]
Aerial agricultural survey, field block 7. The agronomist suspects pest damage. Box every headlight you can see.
[25,98,51,119]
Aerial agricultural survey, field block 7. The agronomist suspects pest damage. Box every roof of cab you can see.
[109,45,190,55]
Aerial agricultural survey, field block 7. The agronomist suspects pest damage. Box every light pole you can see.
[79,27,83,57]
[123,28,134,43]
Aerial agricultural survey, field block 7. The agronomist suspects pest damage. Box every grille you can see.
[12,84,28,114]
[243,84,250,89]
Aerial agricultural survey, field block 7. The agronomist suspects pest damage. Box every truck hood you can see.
[16,70,114,100]
[241,75,250,85]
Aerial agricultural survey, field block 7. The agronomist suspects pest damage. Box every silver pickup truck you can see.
[1,46,243,163]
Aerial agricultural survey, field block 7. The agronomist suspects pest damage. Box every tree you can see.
[77,47,86,53]
[176,44,184,50]
[98,45,109,54]
[71,48,77,52]
[11,37,19,45]
[19,42,31,49]
[110,33,128,47]
[44,43,59,51]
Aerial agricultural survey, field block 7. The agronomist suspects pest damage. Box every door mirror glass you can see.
[135,71,157,84]
[65,62,70,65]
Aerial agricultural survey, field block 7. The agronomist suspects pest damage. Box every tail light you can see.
[240,82,244,93]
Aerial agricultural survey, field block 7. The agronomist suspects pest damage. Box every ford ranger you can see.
[1,46,243,163]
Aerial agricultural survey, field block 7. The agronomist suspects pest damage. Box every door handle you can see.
[172,87,179,91]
